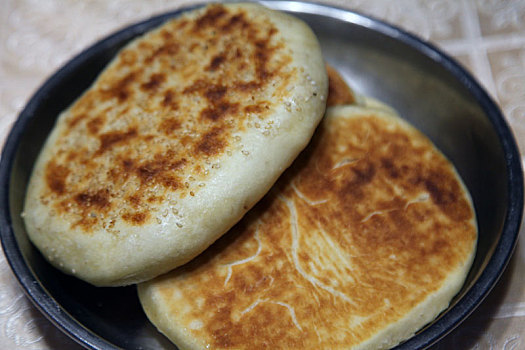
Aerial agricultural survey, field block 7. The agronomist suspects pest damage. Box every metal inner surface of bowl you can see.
[0,2,522,349]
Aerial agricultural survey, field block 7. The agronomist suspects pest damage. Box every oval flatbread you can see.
[23,3,328,286]
[138,102,477,349]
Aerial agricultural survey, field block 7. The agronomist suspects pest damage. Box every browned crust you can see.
[145,109,476,349]
[326,64,355,107]
[39,4,296,232]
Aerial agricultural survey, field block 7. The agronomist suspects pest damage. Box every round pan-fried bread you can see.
[138,102,477,349]
[326,64,356,107]
[23,2,328,286]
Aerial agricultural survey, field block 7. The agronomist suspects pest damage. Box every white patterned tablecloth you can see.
[1,0,524,349]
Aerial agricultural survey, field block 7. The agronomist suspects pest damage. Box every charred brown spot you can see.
[119,49,137,66]
[160,29,173,41]
[177,18,188,29]
[350,162,376,187]
[122,211,148,225]
[183,79,208,95]
[253,37,276,82]
[244,104,265,114]
[195,127,226,156]
[160,175,181,189]
[74,189,110,210]
[127,194,141,208]
[72,216,99,231]
[184,82,229,104]
[141,73,166,91]
[138,41,153,52]
[162,90,179,110]
[423,172,471,221]
[134,156,186,189]
[122,158,135,171]
[86,116,105,135]
[201,102,239,122]
[159,117,182,135]
[102,72,137,102]
[234,48,242,58]
[424,176,457,207]
[147,195,163,203]
[194,4,228,29]
[97,128,138,155]
[45,162,70,194]
[136,163,160,183]
[67,113,87,129]
[381,158,399,179]
[221,13,249,32]
[207,54,226,71]
[205,85,227,102]
[235,81,261,92]
[145,43,179,64]
[66,151,79,162]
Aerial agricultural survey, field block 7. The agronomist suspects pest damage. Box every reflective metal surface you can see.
[0,2,522,349]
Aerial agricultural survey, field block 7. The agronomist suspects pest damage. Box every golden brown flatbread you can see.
[138,102,477,349]
[23,2,328,286]
[326,64,356,107]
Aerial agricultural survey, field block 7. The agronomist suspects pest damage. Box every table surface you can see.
[1,0,524,349]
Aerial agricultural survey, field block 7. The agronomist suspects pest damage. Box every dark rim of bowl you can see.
[0,1,523,349]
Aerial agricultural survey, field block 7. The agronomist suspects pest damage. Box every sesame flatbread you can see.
[23,3,328,286]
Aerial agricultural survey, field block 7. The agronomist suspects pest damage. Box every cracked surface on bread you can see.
[139,105,477,349]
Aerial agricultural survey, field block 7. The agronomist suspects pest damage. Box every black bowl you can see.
[0,1,523,349]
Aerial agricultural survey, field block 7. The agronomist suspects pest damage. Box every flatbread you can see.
[23,2,328,286]
[326,64,356,107]
[138,102,477,349]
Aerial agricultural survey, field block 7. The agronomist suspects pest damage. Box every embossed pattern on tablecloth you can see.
[1,0,524,349]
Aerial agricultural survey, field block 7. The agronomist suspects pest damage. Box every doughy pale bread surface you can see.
[23,3,328,286]
[138,103,477,349]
